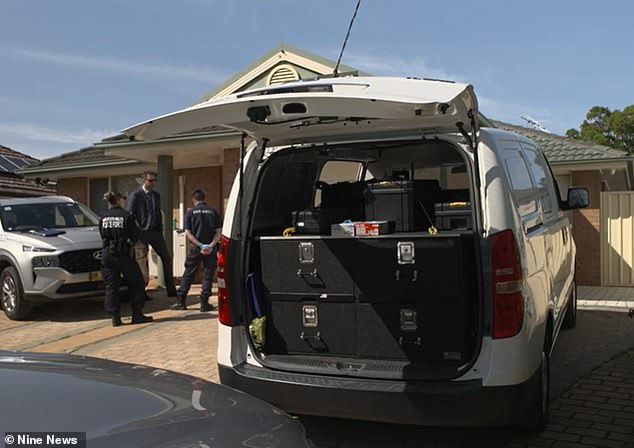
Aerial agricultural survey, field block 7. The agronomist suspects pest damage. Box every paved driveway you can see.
[1,291,633,448]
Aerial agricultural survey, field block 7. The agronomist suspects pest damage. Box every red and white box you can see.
[354,221,390,236]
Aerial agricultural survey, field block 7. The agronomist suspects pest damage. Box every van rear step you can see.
[259,354,467,380]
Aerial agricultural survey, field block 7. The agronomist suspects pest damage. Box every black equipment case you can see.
[434,202,472,230]
[365,181,417,232]
[291,209,332,234]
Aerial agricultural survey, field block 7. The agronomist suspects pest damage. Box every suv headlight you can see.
[32,256,60,268]
[23,245,56,253]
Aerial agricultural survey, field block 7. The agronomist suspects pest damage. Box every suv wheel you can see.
[1,267,32,320]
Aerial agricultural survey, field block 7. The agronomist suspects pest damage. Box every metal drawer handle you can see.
[395,269,418,282]
[300,331,322,341]
[297,268,318,277]
[398,336,422,346]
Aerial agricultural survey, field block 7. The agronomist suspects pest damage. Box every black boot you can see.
[111,312,123,327]
[200,296,214,312]
[131,310,154,324]
[171,294,187,310]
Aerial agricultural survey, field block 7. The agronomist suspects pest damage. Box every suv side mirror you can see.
[561,186,590,210]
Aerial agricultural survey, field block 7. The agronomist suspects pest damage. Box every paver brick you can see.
[580,436,625,448]
[539,431,580,443]
[592,423,634,435]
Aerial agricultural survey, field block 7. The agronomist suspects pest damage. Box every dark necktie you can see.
[146,192,155,226]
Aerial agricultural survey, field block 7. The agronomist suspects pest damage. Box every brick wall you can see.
[571,171,601,285]
[222,147,240,211]
[170,166,222,224]
[56,178,88,204]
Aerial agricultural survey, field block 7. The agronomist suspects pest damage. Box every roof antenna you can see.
[521,115,551,133]
[333,0,361,77]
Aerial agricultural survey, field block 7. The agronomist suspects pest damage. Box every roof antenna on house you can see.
[333,0,361,77]
[521,115,551,133]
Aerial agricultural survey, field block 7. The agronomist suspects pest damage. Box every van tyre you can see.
[523,334,551,431]
[561,281,577,330]
[0,267,32,320]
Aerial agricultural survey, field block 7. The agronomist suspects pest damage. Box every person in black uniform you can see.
[100,192,154,326]
[126,170,177,298]
[172,189,222,312]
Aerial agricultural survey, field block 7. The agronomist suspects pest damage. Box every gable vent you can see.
[267,64,300,86]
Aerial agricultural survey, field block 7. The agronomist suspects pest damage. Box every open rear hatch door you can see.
[122,77,479,145]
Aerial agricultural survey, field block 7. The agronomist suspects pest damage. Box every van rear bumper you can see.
[218,363,539,427]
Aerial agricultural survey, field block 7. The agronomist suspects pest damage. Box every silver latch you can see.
[298,242,315,264]
[302,305,318,327]
[397,241,415,264]
[400,308,418,331]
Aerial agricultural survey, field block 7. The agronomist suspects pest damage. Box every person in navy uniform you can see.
[172,189,222,312]
[100,192,153,326]
[126,170,177,298]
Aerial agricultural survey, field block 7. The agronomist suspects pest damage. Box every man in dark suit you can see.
[126,170,177,297]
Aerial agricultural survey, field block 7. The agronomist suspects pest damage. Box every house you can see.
[0,144,56,197]
[18,44,632,287]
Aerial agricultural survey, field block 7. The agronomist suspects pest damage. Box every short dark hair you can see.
[143,170,157,179]
[192,189,206,201]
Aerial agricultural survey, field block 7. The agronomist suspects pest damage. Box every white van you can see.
[124,77,589,428]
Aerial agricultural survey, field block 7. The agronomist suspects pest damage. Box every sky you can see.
[1,0,633,160]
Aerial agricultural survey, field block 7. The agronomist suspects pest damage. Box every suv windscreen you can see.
[0,202,100,231]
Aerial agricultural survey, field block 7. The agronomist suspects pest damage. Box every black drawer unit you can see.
[351,237,463,302]
[356,302,468,364]
[266,299,357,355]
[260,238,355,298]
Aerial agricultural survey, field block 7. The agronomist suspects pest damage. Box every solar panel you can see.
[0,157,16,172]
[5,156,30,168]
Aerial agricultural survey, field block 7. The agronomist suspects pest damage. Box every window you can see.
[522,145,557,216]
[89,178,108,215]
[504,152,538,218]
[314,161,364,207]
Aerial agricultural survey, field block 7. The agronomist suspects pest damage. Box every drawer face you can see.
[351,237,463,302]
[266,299,357,355]
[260,239,354,297]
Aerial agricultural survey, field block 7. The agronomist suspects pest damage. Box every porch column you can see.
[156,155,174,286]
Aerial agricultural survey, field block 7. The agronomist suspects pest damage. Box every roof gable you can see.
[193,43,365,103]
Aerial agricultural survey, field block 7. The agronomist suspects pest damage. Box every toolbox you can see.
[434,202,472,230]
[292,209,332,234]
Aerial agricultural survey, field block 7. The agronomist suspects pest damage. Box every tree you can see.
[566,105,634,153]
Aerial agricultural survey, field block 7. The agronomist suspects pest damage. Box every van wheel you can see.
[561,281,577,330]
[523,337,551,431]
[0,267,32,320]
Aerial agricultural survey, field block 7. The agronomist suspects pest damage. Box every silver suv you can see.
[0,196,104,320]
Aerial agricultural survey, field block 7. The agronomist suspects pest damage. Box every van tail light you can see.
[216,234,232,326]
[490,229,523,339]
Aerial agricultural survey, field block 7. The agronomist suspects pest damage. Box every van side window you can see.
[314,160,364,207]
[521,146,556,216]
[504,153,538,218]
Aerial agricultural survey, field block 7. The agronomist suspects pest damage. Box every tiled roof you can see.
[0,146,55,196]
[0,144,39,162]
[0,173,56,197]
[490,120,631,164]
[21,145,125,170]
